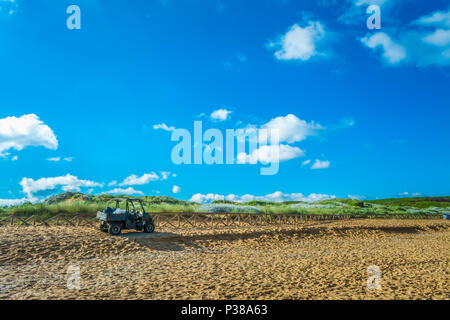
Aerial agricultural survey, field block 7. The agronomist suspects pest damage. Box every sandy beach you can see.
[0,219,448,299]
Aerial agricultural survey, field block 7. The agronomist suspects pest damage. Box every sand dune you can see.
[0,219,448,299]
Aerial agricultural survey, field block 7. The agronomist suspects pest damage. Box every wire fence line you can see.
[0,212,440,229]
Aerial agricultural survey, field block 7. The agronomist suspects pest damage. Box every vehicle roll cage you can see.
[107,198,146,213]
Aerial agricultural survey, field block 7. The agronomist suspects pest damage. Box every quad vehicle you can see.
[96,198,155,235]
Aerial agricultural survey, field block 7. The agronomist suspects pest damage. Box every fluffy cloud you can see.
[237,144,304,164]
[118,173,160,186]
[20,174,103,201]
[172,185,180,194]
[189,191,336,204]
[310,159,330,169]
[260,114,322,144]
[361,32,407,64]
[210,108,232,121]
[0,114,58,156]
[361,9,450,67]
[105,187,143,196]
[268,21,326,61]
[412,9,450,28]
[153,123,175,131]
[0,198,28,207]
[233,114,323,165]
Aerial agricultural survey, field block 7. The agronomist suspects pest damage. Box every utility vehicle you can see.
[96,198,155,235]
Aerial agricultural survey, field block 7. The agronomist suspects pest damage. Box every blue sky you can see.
[1,0,449,205]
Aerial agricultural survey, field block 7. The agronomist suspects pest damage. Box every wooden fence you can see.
[0,212,440,229]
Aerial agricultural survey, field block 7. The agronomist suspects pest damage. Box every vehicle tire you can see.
[108,223,122,235]
[143,221,155,233]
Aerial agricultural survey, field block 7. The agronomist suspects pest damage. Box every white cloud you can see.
[301,159,311,167]
[268,21,326,61]
[348,194,366,200]
[210,108,232,121]
[172,185,180,194]
[11,155,18,161]
[361,32,407,64]
[46,156,73,162]
[412,9,450,28]
[119,173,160,186]
[189,191,336,204]
[0,114,58,156]
[260,114,322,144]
[361,10,450,67]
[153,123,175,131]
[20,174,103,201]
[160,171,172,180]
[310,159,330,169]
[237,144,304,164]
[108,180,117,187]
[105,187,143,196]
[0,198,28,207]
[398,192,422,197]
[423,29,450,46]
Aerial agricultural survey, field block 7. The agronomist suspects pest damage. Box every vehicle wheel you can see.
[108,223,122,235]
[143,221,155,233]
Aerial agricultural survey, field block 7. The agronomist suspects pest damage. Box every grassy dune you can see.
[1,192,449,218]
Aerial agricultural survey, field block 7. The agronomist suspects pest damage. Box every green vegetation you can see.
[0,192,449,218]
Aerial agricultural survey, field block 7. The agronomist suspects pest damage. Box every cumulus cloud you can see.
[260,114,322,144]
[153,123,175,131]
[20,174,103,201]
[237,144,305,164]
[172,185,180,194]
[118,173,160,186]
[361,9,450,67]
[232,114,324,165]
[0,198,28,207]
[105,187,143,196]
[189,191,336,204]
[210,108,232,121]
[361,32,407,64]
[268,21,327,61]
[310,159,330,169]
[0,114,58,156]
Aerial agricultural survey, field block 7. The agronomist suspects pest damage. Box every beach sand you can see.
[0,219,448,299]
